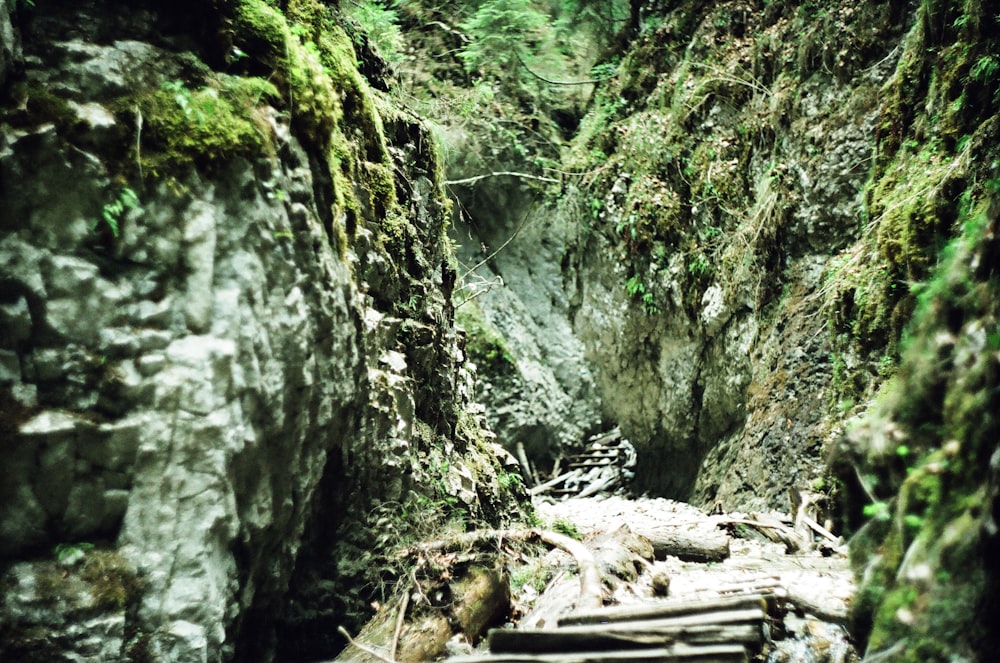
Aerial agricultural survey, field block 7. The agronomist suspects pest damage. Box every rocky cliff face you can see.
[438,0,999,657]
[0,1,523,661]
[450,0,908,504]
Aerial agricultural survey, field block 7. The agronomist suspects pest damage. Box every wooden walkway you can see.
[448,593,776,662]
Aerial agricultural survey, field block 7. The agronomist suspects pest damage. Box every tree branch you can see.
[514,50,606,86]
[444,170,559,186]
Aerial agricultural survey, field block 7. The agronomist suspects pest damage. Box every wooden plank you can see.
[559,594,771,627]
[448,642,748,662]
[489,621,761,653]
[569,460,617,468]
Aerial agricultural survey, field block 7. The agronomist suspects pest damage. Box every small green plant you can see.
[969,55,999,84]
[510,559,551,594]
[498,470,525,492]
[687,253,711,277]
[863,501,892,522]
[625,274,645,298]
[589,62,618,80]
[625,275,659,315]
[343,0,405,65]
[161,79,205,123]
[54,541,94,563]
[551,518,582,540]
[95,186,139,238]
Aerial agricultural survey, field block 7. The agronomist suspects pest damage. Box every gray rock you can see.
[0,0,19,87]
[0,348,20,382]
[0,295,32,346]
[182,201,218,333]
[0,5,523,661]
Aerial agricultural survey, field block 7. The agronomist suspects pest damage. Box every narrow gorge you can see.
[1,1,997,662]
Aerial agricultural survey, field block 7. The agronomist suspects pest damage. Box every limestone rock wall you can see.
[0,2,522,661]
[445,0,913,509]
[450,194,604,467]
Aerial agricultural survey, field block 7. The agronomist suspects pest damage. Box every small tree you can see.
[458,0,549,89]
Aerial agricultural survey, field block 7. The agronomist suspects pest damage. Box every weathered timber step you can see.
[569,460,617,469]
[557,594,775,627]
[571,450,621,459]
[446,595,771,663]
[446,642,749,662]
[490,609,765,652]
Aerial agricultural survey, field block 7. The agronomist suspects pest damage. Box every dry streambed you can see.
[334,495,858,663]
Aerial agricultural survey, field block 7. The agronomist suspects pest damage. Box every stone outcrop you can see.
[0,0,18,87]
[449,0,909,508]
[0,2,523,661]
[450,195,604,467]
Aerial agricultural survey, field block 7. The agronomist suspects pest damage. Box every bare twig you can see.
[535,529,603,611]
[336,625,397,663]
[863,641,906,662]
[389,589,410,661]
[514,51,607,86]
[853,463,880,505]
[457,209,532,289]
[445,170,559,186]
[134,104,143,181]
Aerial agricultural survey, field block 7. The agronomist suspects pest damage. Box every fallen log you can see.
[559,594,773,627]
[590,525,654,584]
[712,516,804,553]
[536,530,603,611]
[783,584,849,626]
[516,442,538,488]
[575,475,617,499]
[445,642,749,662]
[635,526,730,562]
[530,470,582,495]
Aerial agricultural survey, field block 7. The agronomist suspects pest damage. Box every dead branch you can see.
[389,589,410,661]
[445,171,560,186]
[337,626,397,663]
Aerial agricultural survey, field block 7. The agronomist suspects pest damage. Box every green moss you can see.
[455,303,515,375]
[362,160,397,208]
[845,177,999,657]
[80,550,145,611]
[29,548,143,613]
[232,0,292,65]
[131,79,269,174]
[1,83,79,131]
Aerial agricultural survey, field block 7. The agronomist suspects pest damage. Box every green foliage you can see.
[862,501,891,522]
[134,77,269,173]
[969,54,998,84]
[344,0,405,64]
[458,0,548,76]
[497,469,525,492]
[510,558,552,594]
[625,274,659,315]
[54,541,94,563]
[94,186,139,238]
[551,518,582,540]
[456,302,516,374]
[687,253,711,277]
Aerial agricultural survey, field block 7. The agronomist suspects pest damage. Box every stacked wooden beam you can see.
[448,594,773,663]
[531,428,637,499]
